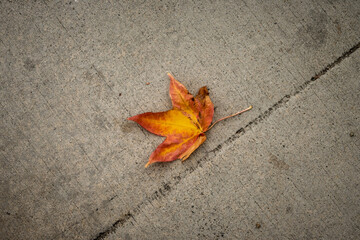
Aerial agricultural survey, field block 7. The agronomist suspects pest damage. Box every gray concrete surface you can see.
[0,0,359,239]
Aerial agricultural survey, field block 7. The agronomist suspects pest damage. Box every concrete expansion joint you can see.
[93,212,133,240]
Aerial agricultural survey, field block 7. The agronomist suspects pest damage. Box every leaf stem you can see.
[205,106,253,132]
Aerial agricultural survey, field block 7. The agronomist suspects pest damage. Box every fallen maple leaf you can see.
[128,73,252,167]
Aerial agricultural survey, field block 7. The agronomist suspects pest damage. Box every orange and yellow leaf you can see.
[128,73,252,167]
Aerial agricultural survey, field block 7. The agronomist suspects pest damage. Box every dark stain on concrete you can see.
[24,58,36,71]
[269,154,289,170]
[120,121,137,133]
[333,19,342,35]
[124,233,132,240]
[286,206,293,214]
[297,10,328,49]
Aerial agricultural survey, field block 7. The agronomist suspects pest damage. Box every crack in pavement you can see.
[91,41,360,240]
[94,212,133,240]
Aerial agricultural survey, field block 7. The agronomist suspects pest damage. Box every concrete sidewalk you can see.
[1,1,359,239]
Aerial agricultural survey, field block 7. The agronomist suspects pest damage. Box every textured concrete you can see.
[0,1,359,240]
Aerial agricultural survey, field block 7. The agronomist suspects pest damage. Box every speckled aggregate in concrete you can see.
[1,1,359,239]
